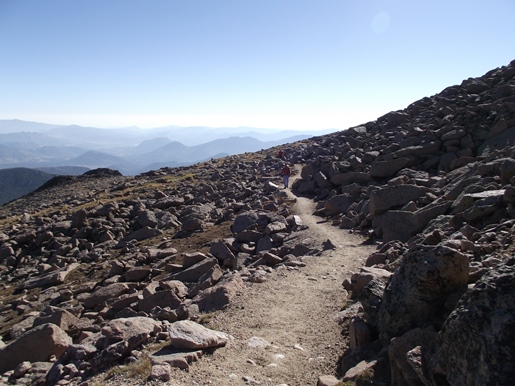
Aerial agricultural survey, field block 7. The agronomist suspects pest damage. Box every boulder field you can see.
[0,59,514,385]
[289,59,515,385]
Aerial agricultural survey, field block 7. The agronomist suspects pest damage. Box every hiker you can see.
[281,164,291,189]
[278,149,284,159]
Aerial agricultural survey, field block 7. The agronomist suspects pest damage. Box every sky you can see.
[0,0,514,131]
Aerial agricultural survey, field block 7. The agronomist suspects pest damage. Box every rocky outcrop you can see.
[304,59,515,385]
[429,258,515,386]
[378,245,469,342]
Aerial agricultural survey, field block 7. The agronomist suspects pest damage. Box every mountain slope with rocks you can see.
[0,121,324,175]
[0,59,514,386]
[0,168,56,206]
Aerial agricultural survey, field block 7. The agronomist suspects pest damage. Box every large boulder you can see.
[17,263,80,291]
[378,245,469,342]
[138,289,182,314]
[348,267,392,298]
[167,256,218,283]
[121,226,163,242]
[78,283,130,309]
[0,323,72,374]
[101,317,162,347]
[372,200,452,242]
[389,328,437,386]
[369,185,431,216]
[168,320,229,349]
[324,194,357,215]
[370,158,412,178]
[231,211,259,234]
[429,258,515,385]
[192,273,244,312]
[331,172,372,186]
[33,306,92,336]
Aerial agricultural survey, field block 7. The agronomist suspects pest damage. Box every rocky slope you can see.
[288,59,515,385]
[0,58,514,385]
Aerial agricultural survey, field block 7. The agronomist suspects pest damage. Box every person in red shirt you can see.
[281,164,291,189]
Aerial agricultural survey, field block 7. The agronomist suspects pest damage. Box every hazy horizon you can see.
[0,118,340,133]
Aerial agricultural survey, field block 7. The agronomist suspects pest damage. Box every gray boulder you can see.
[324,194,357,215]
[429,258,515,386]
[167,256,218,283]
[209,239,236,261]
[369,185,431,217]
[370,158,412,178]
[358,278,387,331]
[168,320,229,349]
[0,323,72,374]
[188,264,224,297]
[389,328,437,386]
[192,273,244,312]
[378,245,469,342]
[236,229,263,243]
[137,210,159,228]
[138,289,182,314]
[231,211,259,234]
[373,200,452,242]
[79,283,130,309]
[122,226,162,242]
[182,252,209,269]
[33,306,92,336]
[101,316,161,347]
[331,171,371,186]
[314,171,333,188]
[348,267,392,298]
[18,263,80,291]
[159,280,189,299]
[125,267,151,282]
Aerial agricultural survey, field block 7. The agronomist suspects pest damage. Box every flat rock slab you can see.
[79,282,130,309]
[18,263,79,290]
[168,320,229,349]
[150,346,203,370]
[102,316,162,345]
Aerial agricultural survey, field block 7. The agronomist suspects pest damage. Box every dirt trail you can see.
[165,166,376,386]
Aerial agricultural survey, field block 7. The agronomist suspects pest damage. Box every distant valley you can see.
[0,120,335,175]
[0,120,335,204]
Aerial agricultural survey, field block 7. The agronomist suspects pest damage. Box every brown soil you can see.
[94,167,376,386]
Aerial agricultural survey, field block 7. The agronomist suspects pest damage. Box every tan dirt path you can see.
[98,165,376,386]
[164,165,375,386]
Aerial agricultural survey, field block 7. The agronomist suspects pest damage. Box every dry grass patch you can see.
[101,355,152,384]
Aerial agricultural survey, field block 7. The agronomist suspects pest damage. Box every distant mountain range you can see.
[0,120,336,175]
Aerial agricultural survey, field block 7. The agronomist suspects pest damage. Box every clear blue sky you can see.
[0,0,514,130]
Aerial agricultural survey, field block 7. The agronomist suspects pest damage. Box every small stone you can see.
[229,373,239,381]
[247,336,270,348]
[13,361,32,378]
[271,353,285,362]
[149,363,172,382]
[317,375,340,386]
[242,375,261,384]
